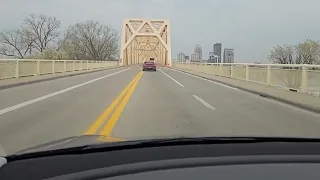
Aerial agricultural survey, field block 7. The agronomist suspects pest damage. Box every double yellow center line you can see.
[84,71,143,137]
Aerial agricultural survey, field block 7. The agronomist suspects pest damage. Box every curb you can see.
[173,68,320,114]
[0,66,123,91]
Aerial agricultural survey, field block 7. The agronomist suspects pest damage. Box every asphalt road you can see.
[1,65,320,155]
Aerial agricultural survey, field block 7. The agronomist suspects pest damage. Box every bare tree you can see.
[295,39,320,64]
[0,15,119,60]
[268,40,320,89]
[26,49,67,60]
[62,20,119,60]
[0,29,33,59]
[269,39,320,65]
[23,14,61,52]
[268,44,296,64]
[0,14,61,58]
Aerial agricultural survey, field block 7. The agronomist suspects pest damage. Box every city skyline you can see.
[177,43,235,63]
[176,45,203,62]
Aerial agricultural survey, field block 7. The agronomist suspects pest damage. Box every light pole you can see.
[212,55,220,63]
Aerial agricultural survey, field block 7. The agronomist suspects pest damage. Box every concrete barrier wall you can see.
[174,62,320,96]
[0,59,118,80]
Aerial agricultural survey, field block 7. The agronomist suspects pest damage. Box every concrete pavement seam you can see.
[172,68,320,114]
[0,65,124,91]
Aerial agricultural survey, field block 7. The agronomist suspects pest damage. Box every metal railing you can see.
[0,59,118,80]
[174,62,320,96]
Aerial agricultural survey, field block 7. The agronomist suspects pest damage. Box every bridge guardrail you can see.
[174,62,320,96]
[0,59,118,80]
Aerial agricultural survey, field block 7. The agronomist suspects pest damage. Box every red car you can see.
[142,61,156,71]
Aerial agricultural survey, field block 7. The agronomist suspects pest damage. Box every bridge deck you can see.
[0,66,320,155]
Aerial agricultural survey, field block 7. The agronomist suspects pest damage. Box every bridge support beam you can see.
[120,19,171,67]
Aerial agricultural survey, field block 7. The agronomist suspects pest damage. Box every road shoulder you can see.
[172,67,320,114]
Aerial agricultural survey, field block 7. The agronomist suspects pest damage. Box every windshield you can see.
[0,0,320,156]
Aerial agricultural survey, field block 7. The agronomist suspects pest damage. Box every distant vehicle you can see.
[142,61,156,71]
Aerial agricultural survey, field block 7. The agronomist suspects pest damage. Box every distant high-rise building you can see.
[213,43,222,63]
[191,53,200,62]
[194,45,202,60]
[177,52,186,62]
[223,49,234,63]
[191,54,195,61]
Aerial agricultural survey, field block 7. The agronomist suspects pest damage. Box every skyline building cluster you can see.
[177,43,234,63]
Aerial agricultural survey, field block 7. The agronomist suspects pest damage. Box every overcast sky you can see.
[1,0,319,62]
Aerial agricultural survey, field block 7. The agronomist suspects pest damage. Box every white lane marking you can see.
[0,68,131,116]
[159,68,184,87]
[192,95,216,111]
[168,68,238,90]
[136,65,142,70]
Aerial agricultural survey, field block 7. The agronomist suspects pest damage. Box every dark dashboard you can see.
[2,141,320,179]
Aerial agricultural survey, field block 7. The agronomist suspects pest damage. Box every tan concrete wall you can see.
[0,60,118,80]
[174,63,320,95]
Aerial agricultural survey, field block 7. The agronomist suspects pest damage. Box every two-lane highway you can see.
[1,66,320,155]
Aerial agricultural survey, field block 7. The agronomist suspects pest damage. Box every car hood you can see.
[10,135,320,156]
[13,135,124,155]
[12,135,181,155]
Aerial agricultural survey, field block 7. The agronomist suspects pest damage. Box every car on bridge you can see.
[142,61,156,71]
